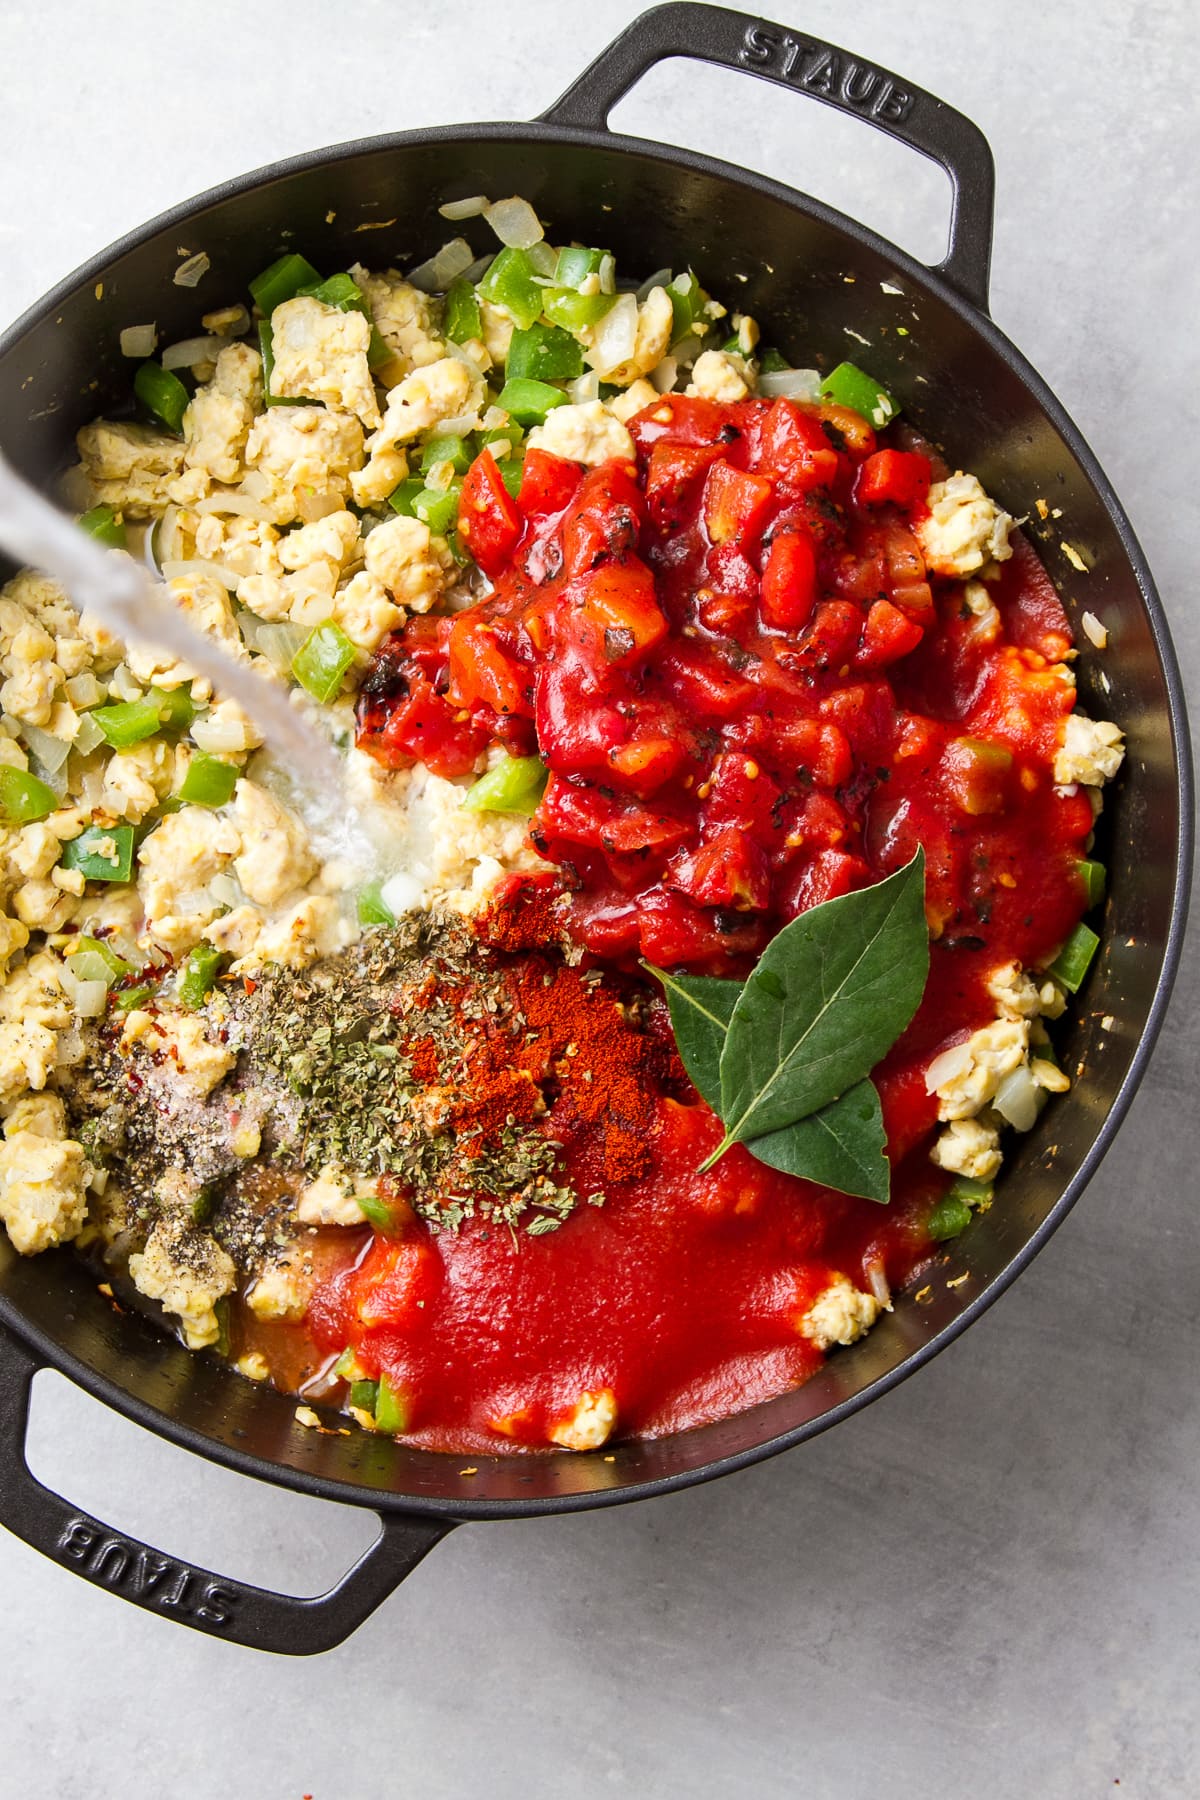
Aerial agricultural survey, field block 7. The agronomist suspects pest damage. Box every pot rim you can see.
[0,115,1191,1522]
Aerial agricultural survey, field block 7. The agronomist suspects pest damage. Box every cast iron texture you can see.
[0,6,1190,1653]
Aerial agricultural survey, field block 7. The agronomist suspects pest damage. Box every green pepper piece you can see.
[349,1379,380,1416]
[477,247,543,330]
[373,1372,410,1434]
[177,753,239,808]
[178,943,227,1010]
[356,1191,403,1232]
[496,377,569,426]
[93,684,195,749]
[541,287,617,333]
[1078,859,1107,909]
[249,252,322,314]
[78,504,126,549]
[444,277,483,344]
[190,1180,223,1226]
[757,348,790,374]
[67,936,134,981]
[506,322,584,383]
[387,476,425,517]
[927,1193,973,1241]
[1049,922,1100,994]
[257,320,307,407]
[412,484,461,535]
[463,752,548,816]
[133,362,190,436]
[553,245,608,289]
[666,271,711,346]
[496,457,525,499]
[480,419,524,453]
[820,360,899,428]
[356,883,396,928]
[334,1345,366,1380]
[61,824,135,884]
[0,766,59,824]
[419,434,473,474]
[112,982,154,1013]
[947,1175,994,1207]
[291,620,357,704]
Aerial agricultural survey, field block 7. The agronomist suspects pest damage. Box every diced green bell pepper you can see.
[553,245,608,289]
[356,883,396,928]
[178,753,239,808]
[506,322,584,383]
[93,685,194,749]
[78,504,126,548]
[61,824,135,884]
[496,377,569,427]
[291,621,357,704]
[480,419,524,453]
[757,347,790,374]
[133,362,190,436]
[444,277,482,344]
[541,287,616,333]
[666,271,710,346]
[412,483,462,534]
[66,936,134,982]
[496,457,525,499]
[477,247,543,331]
[349,1379,380,1415]
[1049,922,1100,994]
[249,252,321,315]
[335,1346,366,1380]
[356,1191,403,1232]
[463,752,548,816]
[1078,859,1107,909]
[927,1193,973,1241]
[420,434,473,474]
[178,943,227,1010]
[387,477,425,517]
[373,1372,410,1434]
[0,766,59,824]
[112,982,154,1013]
[820,361,898,428]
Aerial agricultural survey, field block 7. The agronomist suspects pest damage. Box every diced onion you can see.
[73,714,107,756]
[441,340,488,412]
[598,253,616,296]
[526,240,557,278]
[192,494,277,520]
[461,253,495,284]
[650,356,678,394]
[407,237,474,293]
[381,870,428,916]
[162,334,228,370]
[864,1254,892,1309]
[27,754,66,796]
[637,268,672,303]
[993,1064,1040,1132]
[71,978,108,1019]
[191,714,251,752]
[174,251,211,288]
[924,1041,972,1094]
[758,367,822,401]
[437,410,484,436]
[161,558,238,591]
[210,873,243,906]
[438,195,489,220]
[248,621,307,672]
[568,370,600,404]
[21,721,72,771]
[66,672,105,710]
[119,324,157,358]
[483,197,544,250]
[585,293,637,374]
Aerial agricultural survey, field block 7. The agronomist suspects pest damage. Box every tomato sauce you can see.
[311,395,1093,1452]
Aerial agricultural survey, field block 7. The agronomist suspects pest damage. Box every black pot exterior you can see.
[0,6,1189,1648]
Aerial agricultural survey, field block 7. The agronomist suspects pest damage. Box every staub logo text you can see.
[739,26,915,124]
[57,1517,238,1627]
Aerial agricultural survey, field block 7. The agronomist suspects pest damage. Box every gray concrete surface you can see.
[0,2,1196,1794]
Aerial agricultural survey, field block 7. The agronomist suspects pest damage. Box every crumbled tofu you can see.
[119,1005,236,1098]
[7,822,64,881]
[363,514,453,613]
[478,300,515,365]
[548,1387,618,1450]
[296,1166,379,1227]
[202,903,262,961]
[527,401,634,468]
[1053,713,1125,787]
[0,627,62,726]
[246,1243,315,1321]
[916,472,1014,577]
[348,445,410,510]
[986,960,1045,1021]
[0,915,29,980]
[102,738,178,824]
[245,406,365,523]
[686,348,751,403]
[267,296,380,427]
[928,1019,1030,1121]
[333,571,405,652]
[277,509,361,576]
[606,378,658,424]
[369,358,475,448]
[137,806,242,952]
[352,268,445,372]
[798,1274,881,1350]
[192,513,282,579]
[127,570,246,691]
[0,1111,88,1255]
[0,952,73,1030]
[128,1218,236,1349]
[231,779,317,906]
[240,894,348,970]
[930,1117,1002,1183]
[1081,611,1108,649]
[0,1022,59,1104]
[75,420,187,518]
[591,286,673,384]
[183,342,263,484]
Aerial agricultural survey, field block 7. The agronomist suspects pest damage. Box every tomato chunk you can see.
[856,449,932,511]
[702,461,774,547]
[760,530,817,632]
[519,447,583,517]
[459,449,523,578]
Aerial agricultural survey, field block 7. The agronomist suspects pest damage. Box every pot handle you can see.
[0,1330,451,1655]
[540,2,995,314]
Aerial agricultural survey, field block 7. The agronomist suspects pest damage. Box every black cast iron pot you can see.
[0,5,1190,1654]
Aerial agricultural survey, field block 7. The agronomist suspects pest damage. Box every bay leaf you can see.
[744,1078,890,1204]
[642,962,740,1110]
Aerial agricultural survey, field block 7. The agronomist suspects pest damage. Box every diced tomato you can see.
[629,394,739,454]
[459,449,523,578]
[778,848,872,917]
[760,530,818,632]
[781,600,863,676]
[702,461,774,547]
[607,735,689,794]
[578,559,668,665]
[814,401,877,459]
[856,599,926,670]
[855,449,932,511]
[519,447,583,517]
[701,751,784,839]
[446,613,530,716]
[635,888,766,970]
[668,825,772,912]
[560,463,646,576]
[536,776,693,857]
[759,400,840,491]
[644,443,724,532]
[654,642,756,719]
[353,1236,442,1330]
